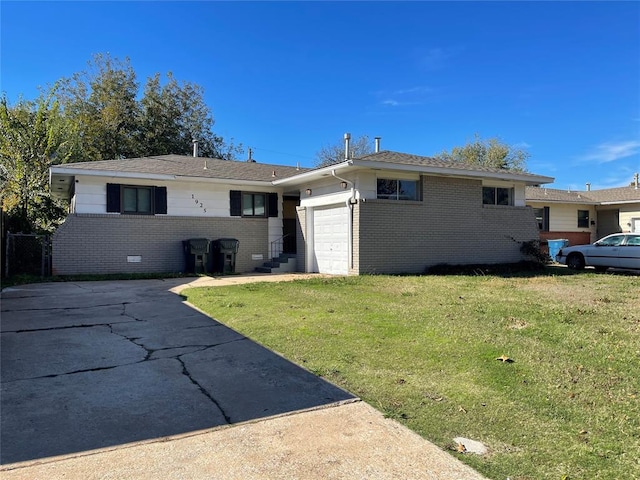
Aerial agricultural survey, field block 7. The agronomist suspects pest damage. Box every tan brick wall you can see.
[355,176,539,274]
[52,214,269,275]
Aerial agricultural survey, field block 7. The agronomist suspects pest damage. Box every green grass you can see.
[184,270,640,480]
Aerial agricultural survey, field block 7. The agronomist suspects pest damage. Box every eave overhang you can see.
[273,159,554,187]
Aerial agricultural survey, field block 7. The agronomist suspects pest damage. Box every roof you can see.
[526,184,640,205]
[274,150,554,186]
[525,187,599,204]
[50,151,556,201]
[581,185,640,204]
[51,154,308,182]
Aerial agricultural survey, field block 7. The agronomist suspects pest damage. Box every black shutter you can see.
[268,192,278,217]
[543,206,550,232]
[155,186,167,214]
[106,183,121,212]
[230,190,242,216]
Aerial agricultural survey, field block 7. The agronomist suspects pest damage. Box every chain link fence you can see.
[4,233,52,277]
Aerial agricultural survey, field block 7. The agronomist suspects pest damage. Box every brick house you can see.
[50,150,553,276]
[526,175,640,249]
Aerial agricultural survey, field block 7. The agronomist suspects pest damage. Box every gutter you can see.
[331,169,356,271]
[273,160,353,186]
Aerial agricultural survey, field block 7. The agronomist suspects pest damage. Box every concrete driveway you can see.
[1,278,354,463]
[1,276,487,479]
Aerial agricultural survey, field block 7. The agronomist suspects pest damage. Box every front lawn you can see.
[184,270,640,480]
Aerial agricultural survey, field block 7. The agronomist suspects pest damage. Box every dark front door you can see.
[282,196,300,254]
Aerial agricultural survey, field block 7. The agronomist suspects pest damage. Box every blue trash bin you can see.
[548,239,569,261]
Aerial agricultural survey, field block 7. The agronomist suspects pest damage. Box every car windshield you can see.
[596,236,624,246]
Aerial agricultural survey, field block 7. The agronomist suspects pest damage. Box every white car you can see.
[556,233,640,271]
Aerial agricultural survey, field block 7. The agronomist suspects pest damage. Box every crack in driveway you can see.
[177,356,232,424]
[1,280,355,465]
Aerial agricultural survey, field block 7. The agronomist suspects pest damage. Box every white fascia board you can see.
[351,160,555,185]
[50,167,175,182]
[527,199,599,205]
[272,161,352,186]
[599,200,640,205]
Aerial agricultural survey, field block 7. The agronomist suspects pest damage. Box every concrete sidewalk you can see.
[1,274,487,479]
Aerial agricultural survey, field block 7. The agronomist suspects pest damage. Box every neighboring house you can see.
[526,174,640,248]
[50,150,554,276]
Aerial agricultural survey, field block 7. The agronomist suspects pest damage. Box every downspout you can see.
[332,169,356,271]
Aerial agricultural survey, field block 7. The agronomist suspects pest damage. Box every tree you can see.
[0,91,71,233]
[138,72,242,159]
[58,53,242,162]
[315,134,374,167]
[433,134,529,171]
[58,53,141,162]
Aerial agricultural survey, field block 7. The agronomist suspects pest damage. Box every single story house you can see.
[526,174,640,248]
[50,148,554,276]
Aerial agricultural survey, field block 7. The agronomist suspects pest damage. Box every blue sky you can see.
[2,1,639,190]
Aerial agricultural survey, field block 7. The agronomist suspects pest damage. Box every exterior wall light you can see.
[340,181,348,190]
[305,188,312,196]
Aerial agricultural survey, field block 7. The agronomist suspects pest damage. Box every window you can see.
[377,179,419,200]
[597,235,624,246]
[106,184,167,215]
[242,193,266,217]
[578,210,589,228]
[123,186,152,214]
[626,235,640,246]
[230,191,278,217]
[533,207,550,231]
[483,187,513,206]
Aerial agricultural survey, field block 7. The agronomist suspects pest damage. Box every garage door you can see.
[313,205,349,274]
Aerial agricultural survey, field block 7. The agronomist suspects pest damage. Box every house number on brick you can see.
[191,194,207,213]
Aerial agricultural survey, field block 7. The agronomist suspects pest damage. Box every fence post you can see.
[5,232,10,278]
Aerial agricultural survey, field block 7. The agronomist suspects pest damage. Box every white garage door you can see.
[313,205,349,274]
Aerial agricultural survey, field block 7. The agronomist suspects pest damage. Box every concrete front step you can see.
[256,255,297,274]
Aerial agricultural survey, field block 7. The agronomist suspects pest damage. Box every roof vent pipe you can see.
[586,183,591,191]
[635,172,639,189]
[344,132,351,160]
[247,147,256,163]
[192,139,198,157]
[375,137,381,153]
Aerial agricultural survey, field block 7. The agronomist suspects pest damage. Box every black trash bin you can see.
[183,238,211,274]
[212,238,239,274]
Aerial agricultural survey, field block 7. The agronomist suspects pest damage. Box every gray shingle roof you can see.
[54,155,309,182]
[526,185,640,204]
[356,151,550,182]
[581,185,640,203]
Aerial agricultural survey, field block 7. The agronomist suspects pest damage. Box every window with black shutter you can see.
[106,184,167,214]
[230,190,278,218]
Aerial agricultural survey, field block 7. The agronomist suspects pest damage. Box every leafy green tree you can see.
[139,72,242,159]
[0,91,71,233]
[58,53,241,162]
[58,53,141,161]
[434,134,529,171]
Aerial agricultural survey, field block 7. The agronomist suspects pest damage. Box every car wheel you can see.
[567,253,585,270]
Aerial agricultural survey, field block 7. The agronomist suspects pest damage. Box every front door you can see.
[282,196,299,254]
